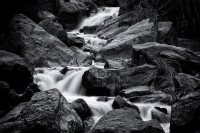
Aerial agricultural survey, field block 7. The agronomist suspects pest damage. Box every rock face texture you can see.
[132,42,200,75]
[89,107,165,133]
[170,91,200,133]
[57,0,97,30]
[17,0,58,23]
[0,89,83,133]
[99,19,177,61]
[38,19,68,45]
[82,64,157,95]
[0,50,33,93]
[37,11,56,22]
[1,14,75,67]
[70,46,93,66]
[71,98,91,120]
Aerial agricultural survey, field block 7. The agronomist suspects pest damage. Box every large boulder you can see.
[104,59,127,69]
[99,19,177,61]
[170,91,200,133]
[132,42,200,76]
[38,19,68,45]
[57,0,97,30]
[0,89,83,133]
[97,11,145,40]
[17,0,58,23]
[175,73,200,89]
[89,107,165,133]
[37,11,56,22]
[82,64,157,96]
[71,99,92,120]
[0,0,58,34]
[0,50,33,93]
[1,14,75,67]
[67,33,85,48]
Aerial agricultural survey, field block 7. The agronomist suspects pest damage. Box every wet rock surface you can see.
[132,42,200,75]
[99,19,177,62]
[82,64,157,95]
[170,91,200,133]
[70,46,93,66]
[1,14,75,67]
[0,50,33,93]
[90,107,165,133]
[0,89,83,133]
[71,98,92,120]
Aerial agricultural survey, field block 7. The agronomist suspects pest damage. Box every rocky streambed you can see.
[0,0,200,133]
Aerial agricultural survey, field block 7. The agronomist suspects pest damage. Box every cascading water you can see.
[34,67,113,127]
[70,7,120,50]
[74,7,120,32]
[34,67,170,133]
[34,7,171,133]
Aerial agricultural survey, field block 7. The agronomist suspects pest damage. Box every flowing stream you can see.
[34,7,170,133]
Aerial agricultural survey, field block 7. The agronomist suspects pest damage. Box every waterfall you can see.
[34,67,113,127]
[34,67,170,133]
[75,7,120,31]
[70,7,120,48]
[33,7,170,133]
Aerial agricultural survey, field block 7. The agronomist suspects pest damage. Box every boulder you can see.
[0,50,33,93]
[71,98,92,120]
[1,14,74,67]
[132,42,200,75]
[104,59,127,69]
[154,107,168,114]
[112,95,127,109]
[57,0,97,30]
[0,0,58,34]
[178,38,200,52]
[80,26,99,34]
[0,89,83,133]
[97,96,108,102]
[82,64,157,96]
[90,107,165,133]
[0,81,12,117]
[175,73,200,89]
[70,46,93,66]
[170,91,200,133]
[151,109,170,123]
[17,0,58,23]
[97,11,143,40]
[38,19,68,45]
[37,11,56,22]
[119,86,151,98]
[0,80,39,118]
[99,19,177,61]
[67,33,85,48]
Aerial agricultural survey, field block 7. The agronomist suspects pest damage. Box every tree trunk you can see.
[153,8,158,42]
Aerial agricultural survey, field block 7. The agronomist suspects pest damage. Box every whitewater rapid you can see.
[33,7,170,133]
[33,67,170,133]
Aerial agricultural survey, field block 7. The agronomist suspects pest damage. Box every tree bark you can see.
[153,7,158,42]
